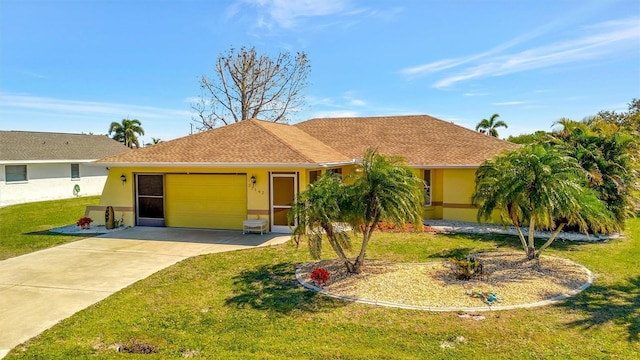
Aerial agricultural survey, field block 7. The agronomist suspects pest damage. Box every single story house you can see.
[91,115,519,232]
[0,131,129,207]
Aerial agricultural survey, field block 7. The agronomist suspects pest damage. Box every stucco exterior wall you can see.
[442,168,478,222]
[92,165,487,229]
[0,163,108,207]
[90,166,313,228]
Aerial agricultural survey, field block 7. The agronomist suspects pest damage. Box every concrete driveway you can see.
[0,227,289,358]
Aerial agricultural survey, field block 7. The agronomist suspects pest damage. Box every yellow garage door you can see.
[165,174,247,230]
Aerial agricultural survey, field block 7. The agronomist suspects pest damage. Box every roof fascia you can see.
[0,159,98,164]
[410,164,479,169]
[90,160,357,169]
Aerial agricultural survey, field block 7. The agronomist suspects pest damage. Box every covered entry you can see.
[164,174,247,230]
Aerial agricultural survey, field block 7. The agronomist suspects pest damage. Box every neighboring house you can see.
[92,115,519,232]
[0,131,129,207]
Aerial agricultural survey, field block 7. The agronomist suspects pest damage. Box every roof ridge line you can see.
[251,120,318,163]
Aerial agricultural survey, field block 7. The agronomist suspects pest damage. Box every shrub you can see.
[447,257,486,280]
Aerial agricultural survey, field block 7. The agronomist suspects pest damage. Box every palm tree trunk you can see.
[536,223,565,257]
[513,223,528,253]
[527,217,536,260]
[508,204,528,253]
[352,225,374,273]
[324,225,355,273]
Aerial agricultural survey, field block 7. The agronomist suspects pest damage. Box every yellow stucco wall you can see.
[92,166,313,227]
[442,168,478,222]
[91,165,487,228]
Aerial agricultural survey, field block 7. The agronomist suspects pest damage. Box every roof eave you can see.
[409,164,480,169]
[90,160,357,169]
[0,159,100,164]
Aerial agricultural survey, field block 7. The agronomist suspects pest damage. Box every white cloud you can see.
[310,110,360,118]
[401,17,640,89]
[0,92,191,120]
[342,91,366,106]
[21,70,47,79]
[0,93,193,141]
[492,101,530,106]
[463,92,489,97]
[233,0,357,30]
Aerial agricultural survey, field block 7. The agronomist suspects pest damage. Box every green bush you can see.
[447,257,486,280]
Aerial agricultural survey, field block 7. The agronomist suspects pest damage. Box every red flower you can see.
[310,267,330,285]
[76,217,93,228]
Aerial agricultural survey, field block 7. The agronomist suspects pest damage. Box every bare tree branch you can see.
[191,46,310,130]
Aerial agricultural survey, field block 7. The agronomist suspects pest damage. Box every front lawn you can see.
[0,196,100,260]
[7,217,640,358]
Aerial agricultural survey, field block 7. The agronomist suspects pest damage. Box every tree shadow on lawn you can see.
[225,262,348,314]
[559,275,640,342]
[437,232,596,254]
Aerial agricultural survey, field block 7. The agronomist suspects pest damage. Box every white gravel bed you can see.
[423,219,622,241]
[49,224,129,235]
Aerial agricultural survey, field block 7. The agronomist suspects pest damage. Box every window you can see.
[5,165,27,182]
[423,169,432,206]
[71,164,80,179]
[309,170,321,184]
[327,167,342,178]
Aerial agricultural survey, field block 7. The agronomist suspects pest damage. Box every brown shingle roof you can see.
[295,115,519,166]
[96,119,351,165]
[0,131,130,162]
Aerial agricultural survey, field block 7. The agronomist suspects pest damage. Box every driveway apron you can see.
[0,227,289,358]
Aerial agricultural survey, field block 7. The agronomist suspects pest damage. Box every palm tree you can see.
[108,118,145,148]
[551,117,638,227]
[476,113,508,137]
[289,173,355,272]
[348,149,424,273]
[145,137,163,147]
[472,144,618,261]
[289,149,424,274]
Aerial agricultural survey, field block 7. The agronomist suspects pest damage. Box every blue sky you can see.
[1,0,638,143]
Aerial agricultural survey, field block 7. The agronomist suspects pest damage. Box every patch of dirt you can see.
[118,339,158,354]
[298,252,590,308]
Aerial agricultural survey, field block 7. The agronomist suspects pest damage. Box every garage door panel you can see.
[165,174,247,230]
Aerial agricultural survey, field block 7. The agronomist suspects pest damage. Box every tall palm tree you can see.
[348,149,424,273]
[476,113,508,137]
[289,173,354,272]
[472,144,618,260]
[108,118,145,148]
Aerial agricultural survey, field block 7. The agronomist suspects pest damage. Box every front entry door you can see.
[270,173,297,233]
[136,174,165,226]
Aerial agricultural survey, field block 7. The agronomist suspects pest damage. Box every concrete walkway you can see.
[0,227,289,358]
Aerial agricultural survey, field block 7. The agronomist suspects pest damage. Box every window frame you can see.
[5,165,28,183]
[71,163,80,180]
[309,170,321,184]
[423,169,432,207]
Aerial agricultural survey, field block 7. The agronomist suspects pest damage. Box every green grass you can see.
[0,196,100,260]
[5,208,640,358]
